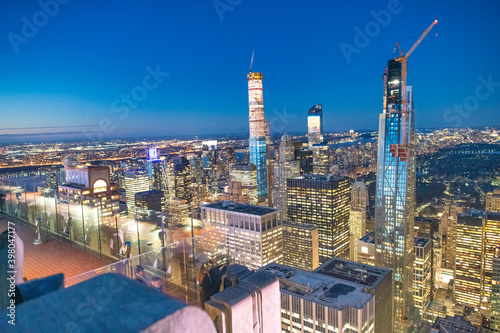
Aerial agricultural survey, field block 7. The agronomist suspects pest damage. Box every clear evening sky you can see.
[1,0,499,142]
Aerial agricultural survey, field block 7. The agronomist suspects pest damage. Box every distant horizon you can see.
[1,124,498,146]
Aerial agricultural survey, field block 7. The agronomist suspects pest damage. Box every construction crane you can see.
[390,20,437,161]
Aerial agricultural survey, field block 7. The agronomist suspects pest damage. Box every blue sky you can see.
[1,0,499,142]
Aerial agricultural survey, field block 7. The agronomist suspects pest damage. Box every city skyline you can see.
[1,1,500,143]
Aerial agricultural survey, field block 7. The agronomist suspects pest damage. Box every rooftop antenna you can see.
[249,50,254,73]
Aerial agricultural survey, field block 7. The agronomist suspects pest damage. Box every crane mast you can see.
[390,20,437,160]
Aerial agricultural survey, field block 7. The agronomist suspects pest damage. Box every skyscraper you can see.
[147,148,164,191]
[287,175,350,263]
[414,237,432,317]
[482,212,500,311]
[374,58,416,330]
[281,221,319,271]
[455,213,484,309]
[273,134,300,220]
[248,71,268,203]
[491,246,500,333]
[350,180,368,261]
[307,104,323,146]
[487,189,500,212]
[124,170,150,217]
[202,201,282,270]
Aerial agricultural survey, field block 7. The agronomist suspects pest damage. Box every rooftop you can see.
[415,237,430,248]
[315,258,391,289]
[359,231,375,244]
[204,201,277,216]
[282,220,318,231]
[291,174,347,182]
[457,213,484,226]
[259,263,374,310]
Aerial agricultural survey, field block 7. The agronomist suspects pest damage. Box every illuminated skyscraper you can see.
[455,214,484,309]
[124,170,150,217]
[248,71,268,203]
[281,221,319,271]
[440,205,463,270]
[350,180,368,261]
[147,148,164,191]
[482,212,500,311]
[487,189,500,212]
[202,201,282,270]
[374,59,416,330]
[491,246,500,333]
[273,134,300,220]
[287,175,350,263]
[414,237,432,317]
[307,104,323,146]
[311,143,329,175]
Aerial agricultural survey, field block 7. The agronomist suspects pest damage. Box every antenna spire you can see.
[249,50,254,72]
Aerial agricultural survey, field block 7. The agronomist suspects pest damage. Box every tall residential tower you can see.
[248,71,268,203]
[374,59,416,331]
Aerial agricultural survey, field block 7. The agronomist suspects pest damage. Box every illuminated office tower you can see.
[202,201,282,270]
[414,237,432,317]
[273,134,300,220]
[229,164,258,204]
[350,180,368,261]
[287,175,350,263]
[491,246,500,333]
[307,104,323,146]
[311,143,329,175]
[248,71,268,203]
[281,221,319,271]
[146,148,164,191]
[455,213,484,309]
[440,205,463,270]
[172,156,192,204]
[189,155,203,185]
[374,59,416,330]
[124,170,150,217]
[265,120,274,207]
[259,259,393,333]
[482,212,500,311]
[487,189,500,212]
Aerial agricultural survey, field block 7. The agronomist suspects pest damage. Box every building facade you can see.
[455,214,484,309]
[414,237,432,317]
[287,175,350,263]
[487,189,500,212]
[259,259,393,333]
[202,201,282,270]
[124,170,150,217]
[273,134,300,220]
[357,232,376,266]
[282,221,319,271]
[248,71,268,203]
[491,246,500,333]
[350,181,368,261]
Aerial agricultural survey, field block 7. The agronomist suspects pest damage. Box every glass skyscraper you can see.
[248,71,268,202]
[374,59,416,331]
